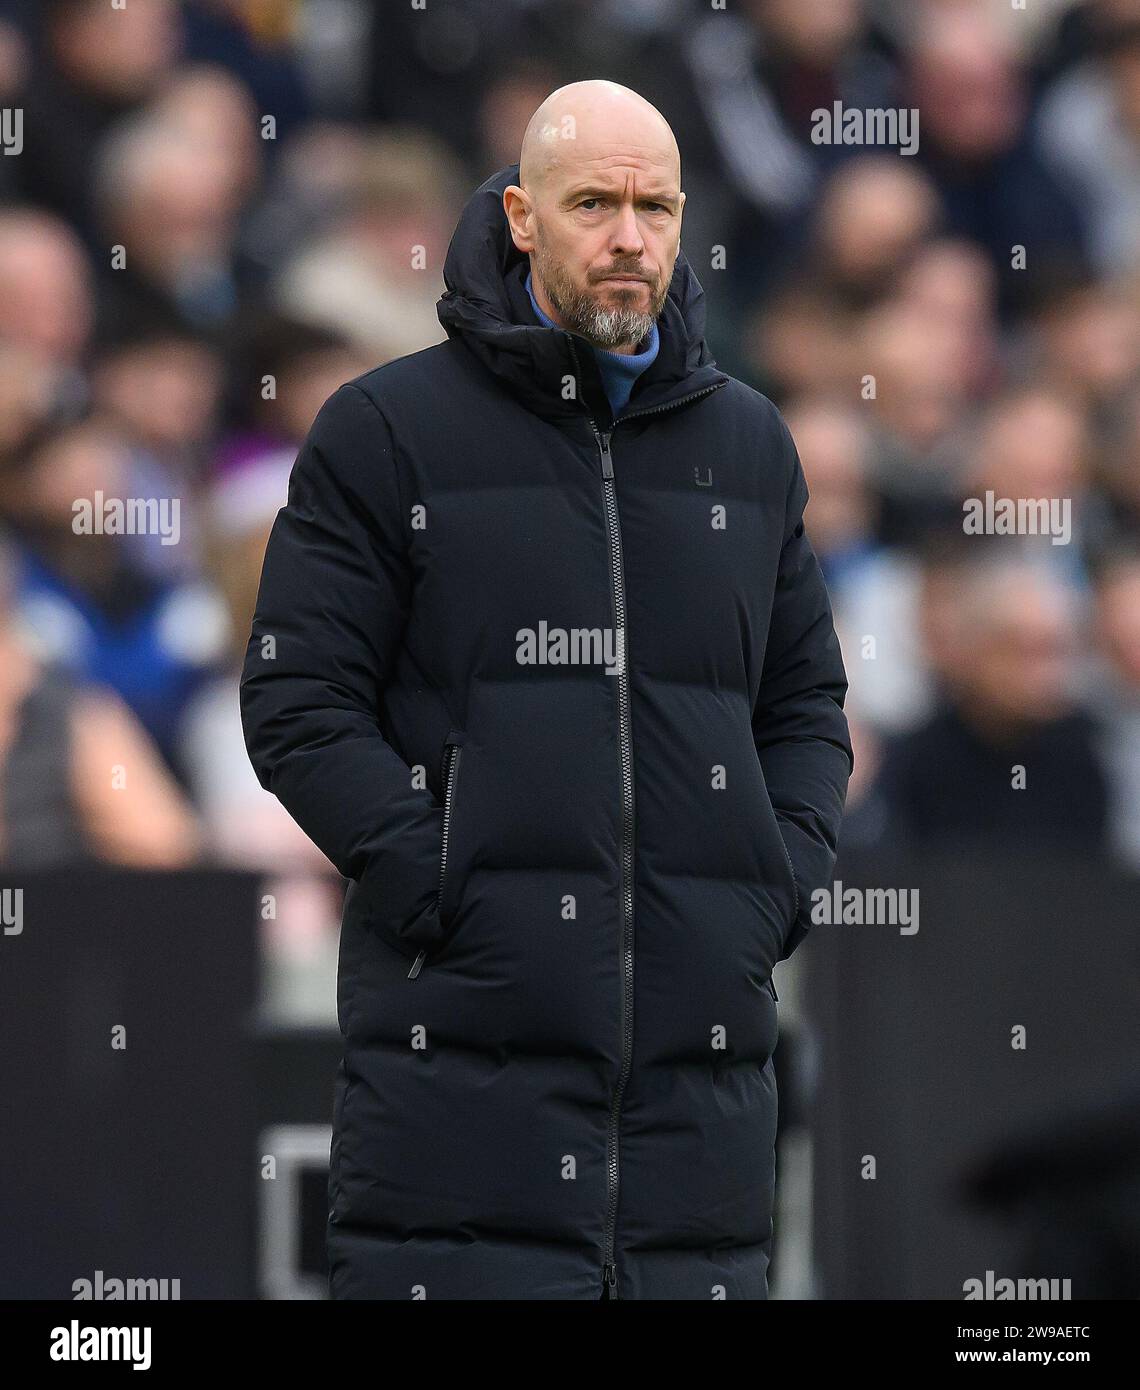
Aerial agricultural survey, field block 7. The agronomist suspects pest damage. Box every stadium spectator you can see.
[0,534,199,866]
[0,413,228,771]
[1089,546,1140,872]
[862,555,1110,853]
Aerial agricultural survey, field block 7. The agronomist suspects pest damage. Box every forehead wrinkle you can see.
[548,154,681,210]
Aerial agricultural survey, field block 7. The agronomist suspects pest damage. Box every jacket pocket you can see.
[755,758,799,929]
[773,820,799,930]
[407,729,465,979]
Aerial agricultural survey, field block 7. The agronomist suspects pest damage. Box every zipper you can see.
[777,830,799,925]
[615,380,726,424]
[592,419,635,1299]
[566,335,727,1297]
[407,737,463,980]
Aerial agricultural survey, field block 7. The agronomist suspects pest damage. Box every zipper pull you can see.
[597,431,614,479]
[407,949,426,980]
[602,1262,617,1295]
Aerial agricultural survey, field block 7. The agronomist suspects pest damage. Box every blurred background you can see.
[0,0,1138,1299]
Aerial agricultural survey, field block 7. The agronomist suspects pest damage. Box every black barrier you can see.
[0,868,261,1300]
[808,848,1140,1299]
[4,856,1137,1303]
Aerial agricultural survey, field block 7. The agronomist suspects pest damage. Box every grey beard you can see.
[537,259,664,351]
[563,297,656,351]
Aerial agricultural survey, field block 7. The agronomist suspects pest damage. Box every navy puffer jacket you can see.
[241,163,852,1300]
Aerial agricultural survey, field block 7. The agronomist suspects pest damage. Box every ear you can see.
[503,186,536,254]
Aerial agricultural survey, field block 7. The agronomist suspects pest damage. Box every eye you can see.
[579,198,603,210]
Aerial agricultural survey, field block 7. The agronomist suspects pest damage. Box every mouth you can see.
[599,276,649,287]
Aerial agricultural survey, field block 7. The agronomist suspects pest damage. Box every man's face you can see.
[514,155,684,351]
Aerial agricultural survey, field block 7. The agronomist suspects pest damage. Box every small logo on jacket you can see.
[516,621,625,676]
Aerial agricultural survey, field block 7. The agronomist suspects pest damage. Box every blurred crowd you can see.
[0,0,1137,1013]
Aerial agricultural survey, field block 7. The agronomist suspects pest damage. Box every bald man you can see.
[242,81,852,1300]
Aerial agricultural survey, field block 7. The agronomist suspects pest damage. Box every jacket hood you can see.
[437,163,728,426]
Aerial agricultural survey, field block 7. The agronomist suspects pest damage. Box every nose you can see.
[609,200,645,258]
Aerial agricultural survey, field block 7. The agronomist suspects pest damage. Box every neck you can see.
[595,338,642,358]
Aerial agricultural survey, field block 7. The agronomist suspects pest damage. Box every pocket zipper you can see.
[777,831,799,923]
[407,739,462,980]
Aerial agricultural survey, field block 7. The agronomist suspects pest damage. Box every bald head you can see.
[505,81,685,354]
[0,210,93,366]
[519,80,680,195]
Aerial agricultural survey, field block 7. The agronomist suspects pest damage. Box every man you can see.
[241,80,852,1300]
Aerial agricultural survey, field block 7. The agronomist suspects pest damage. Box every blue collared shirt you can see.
[525,269,660,418]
